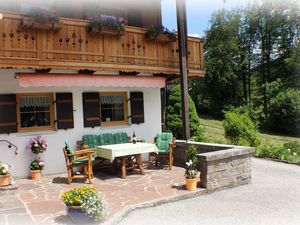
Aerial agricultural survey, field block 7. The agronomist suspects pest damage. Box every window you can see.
[127,9,143,27]
[17,93,55,132]
[100,92,128,126]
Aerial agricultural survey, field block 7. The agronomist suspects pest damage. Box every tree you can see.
[204,9,242,115]
[166,84,204,140]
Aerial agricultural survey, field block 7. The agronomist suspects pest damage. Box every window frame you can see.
[100,92,128,126]
[16,92,55,132]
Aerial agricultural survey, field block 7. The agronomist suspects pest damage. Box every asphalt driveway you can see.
[119,158,300,225]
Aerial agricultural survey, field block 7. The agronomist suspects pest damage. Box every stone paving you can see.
[0,165,205,225]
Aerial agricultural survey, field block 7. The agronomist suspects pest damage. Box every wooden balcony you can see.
[0,12,205,77]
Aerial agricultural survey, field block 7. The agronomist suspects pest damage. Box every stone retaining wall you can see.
[174,141,254,191]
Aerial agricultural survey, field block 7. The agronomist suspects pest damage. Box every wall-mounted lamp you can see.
[14,73,19,79]
[0,13,3,20]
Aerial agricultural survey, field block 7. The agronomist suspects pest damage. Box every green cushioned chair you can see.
[149,132,175,170]
[63,141,94,184]
[113,132,129,144]
[98,133,114,145]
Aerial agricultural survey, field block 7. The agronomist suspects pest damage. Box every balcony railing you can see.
[0,12,205,76]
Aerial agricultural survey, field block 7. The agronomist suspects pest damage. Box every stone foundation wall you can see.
[174,141,254,191]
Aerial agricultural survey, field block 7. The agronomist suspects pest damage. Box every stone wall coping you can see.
[176,140,236,148]
[197,147,254,161]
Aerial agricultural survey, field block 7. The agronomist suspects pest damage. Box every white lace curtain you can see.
[100,96,124,105]
[19,96,50,108]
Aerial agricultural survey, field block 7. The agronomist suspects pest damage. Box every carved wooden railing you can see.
[0,12,205,76]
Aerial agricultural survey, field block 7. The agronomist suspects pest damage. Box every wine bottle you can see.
[132,131,137,144]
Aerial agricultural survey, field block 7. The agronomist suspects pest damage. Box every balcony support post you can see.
[176,0,190,141]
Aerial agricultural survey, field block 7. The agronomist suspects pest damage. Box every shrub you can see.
[186,145,198,164]
[224,103,261,126]
[166,84,204,140]
[223,111,260,146]
[266,88,300,134]
[255,142,300,163]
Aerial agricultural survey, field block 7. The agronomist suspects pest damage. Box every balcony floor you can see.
[0,164,205,225]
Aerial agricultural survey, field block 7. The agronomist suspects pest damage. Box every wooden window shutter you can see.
[0,94,17,134]
[82,92,100,128]
[56,93,74,129]
[130,92,144,124]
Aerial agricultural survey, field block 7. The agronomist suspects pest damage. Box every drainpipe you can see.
[176,0,190,141]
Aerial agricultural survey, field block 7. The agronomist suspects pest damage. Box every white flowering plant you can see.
[81,192,108,221]
[184,159,198,179]
[0,162,9,175]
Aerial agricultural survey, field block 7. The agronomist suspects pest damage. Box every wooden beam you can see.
[176,0,190,140]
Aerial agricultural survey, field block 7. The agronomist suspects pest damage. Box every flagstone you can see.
[0,165,208,224]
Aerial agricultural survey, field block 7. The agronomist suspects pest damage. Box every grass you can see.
[199,115,299,145]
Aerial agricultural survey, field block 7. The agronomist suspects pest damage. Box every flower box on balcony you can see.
[87,15,125,37]
[21,17,62,30]
[100,26,125,36]
[21,7,62,31]
[157,34,172,43]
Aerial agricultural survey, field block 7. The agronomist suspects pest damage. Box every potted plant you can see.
[87,14,125,36]
[184,145,199,191]
[146,25,176,43]
[25,136,47,179]
[29,158,45,180]
[25,136,48,154]
[0,162,12,187]
[22,6,61,30]
[145,25,160,40]
[61,185,107,223]
[156,26,177,43]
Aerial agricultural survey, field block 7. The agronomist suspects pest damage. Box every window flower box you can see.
[146,25,176,44]
[157,33,172,43]
[21,7,62,31]
[87,14,125,37]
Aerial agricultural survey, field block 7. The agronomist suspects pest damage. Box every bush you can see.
[166,84,204,140]
[224,103,261,126]
[223,111,260,146]
[255,141,300,163]
[186,145,198,164]
[266,88,300,134]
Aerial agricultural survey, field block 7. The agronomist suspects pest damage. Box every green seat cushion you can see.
[74,158,89,165]
[156,132,173,153]
[98,133,114,145]
[82,135,99,148]
[113,132,128,144]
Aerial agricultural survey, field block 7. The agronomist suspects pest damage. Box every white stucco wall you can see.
[0,70,162,178]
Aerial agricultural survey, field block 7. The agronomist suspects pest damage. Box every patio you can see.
[0,165,206,225]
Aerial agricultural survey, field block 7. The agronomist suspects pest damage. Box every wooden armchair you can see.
[149,132,176,170]
[63,142,94,184]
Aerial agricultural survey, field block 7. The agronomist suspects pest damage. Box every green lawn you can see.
[199,115,299,145]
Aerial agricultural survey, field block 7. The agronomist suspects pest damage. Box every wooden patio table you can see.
[95,142,158,178]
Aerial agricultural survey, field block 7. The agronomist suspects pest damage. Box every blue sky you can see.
[161,0,250,38]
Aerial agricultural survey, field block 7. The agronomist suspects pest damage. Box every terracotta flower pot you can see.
[0,173,11,187]
[185,178,197,191]
[30,170,41,180]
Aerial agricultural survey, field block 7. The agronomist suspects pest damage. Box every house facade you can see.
[0,0,204,178]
